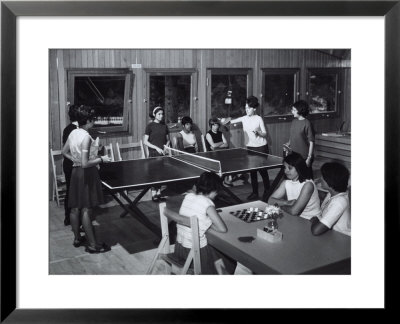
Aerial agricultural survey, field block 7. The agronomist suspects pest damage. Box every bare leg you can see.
[81,207,96,248]
[70,208,81,240]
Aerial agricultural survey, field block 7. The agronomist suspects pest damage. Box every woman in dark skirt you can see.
[62,105,112,254]
[143,106,170,202]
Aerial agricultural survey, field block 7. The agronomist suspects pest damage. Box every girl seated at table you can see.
[310,162,351,236]
[164,171,236,274]
[205,118,235,187]
[268,152,321,220]
[176,116,198,153]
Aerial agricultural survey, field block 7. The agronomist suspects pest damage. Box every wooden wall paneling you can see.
[98,50,105,68]
[183,49,192,68]
[57,49,67,145]
[87,49,93,68]
[81,49,88,68]
[114,49,121,68]
[93,49,99,66]
[104,50,110,67]
[75,49,82,68]
[68,49,75,68]
[343,68,351,132]
[49,50,60,150]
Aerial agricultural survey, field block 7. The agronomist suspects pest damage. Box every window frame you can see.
[206,68,253,120]
[144,68,198,128]
[67,68,134,135]
[306,67,343,119]
[261,68,300,121]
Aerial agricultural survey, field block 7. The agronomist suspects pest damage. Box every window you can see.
[146,69,197,126]
[307,68,341,114]
[207,69,252,119]
[262,69,300,117]
[67,69,134,134]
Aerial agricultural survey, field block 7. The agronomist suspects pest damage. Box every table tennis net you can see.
[164,146,222,174]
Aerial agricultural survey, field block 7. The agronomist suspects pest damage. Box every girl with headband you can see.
[143,106,171,202]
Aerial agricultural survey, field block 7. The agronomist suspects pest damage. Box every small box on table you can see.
[257,228,283,243]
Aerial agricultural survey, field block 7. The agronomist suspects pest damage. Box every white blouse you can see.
[68,128,99,166]
[284,179,321,220]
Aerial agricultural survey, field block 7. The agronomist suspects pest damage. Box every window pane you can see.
[308,72,337,113]
[149,75,191,124]
[211,74,247,119]
[74,76,125,127]
[263,73,296,116]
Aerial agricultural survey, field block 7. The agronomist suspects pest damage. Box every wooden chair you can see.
[115,140,145,161]
[201,134,207,152]
[172,136,178,150]
[147,202,201,275]
[104,143,115,162]
[50,149,67,206]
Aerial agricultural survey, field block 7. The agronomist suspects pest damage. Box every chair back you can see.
[172,136,178,150]
[50,148,66,206]
[147,202,201,275]
[115,140,145,161]
[104,143,115,162]
[201,134,207,152]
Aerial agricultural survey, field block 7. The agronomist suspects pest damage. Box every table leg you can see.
[119,187,151,218]
[219,185,243,204]
[119,191,160,237]
[262,166,285,202]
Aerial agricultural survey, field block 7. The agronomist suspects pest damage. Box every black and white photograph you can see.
[3,1,397,319]
[49,48,352,275]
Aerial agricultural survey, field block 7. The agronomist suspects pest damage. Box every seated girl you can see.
[176,116,198,153]
[164,171,236,274]
[310,162,351,236]
[205,118,229,151]
[268,151,321,220]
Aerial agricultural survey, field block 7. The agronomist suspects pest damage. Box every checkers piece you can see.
[229,208,267,223]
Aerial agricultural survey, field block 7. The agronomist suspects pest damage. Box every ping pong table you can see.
[99,147,284,235]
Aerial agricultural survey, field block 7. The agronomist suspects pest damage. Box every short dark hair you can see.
[284,151,310,183]
[75,105,95,127]
[293,100,310,117]
[196,172,222,195]
[246,95,259,109]
[181,116,193,125]
[68,104,79,122]
[321,162,350,192]
[209,117,221,128]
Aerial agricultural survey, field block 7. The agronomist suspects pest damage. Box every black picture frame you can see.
[1,0,399,322]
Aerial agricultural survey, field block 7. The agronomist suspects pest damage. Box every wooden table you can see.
[206,201,351,274]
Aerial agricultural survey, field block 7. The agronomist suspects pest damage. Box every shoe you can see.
[247,193,259,201]
[223,180,234,187]
[85,243,111,254]
[64,217,70,226]
[73,236,87,248]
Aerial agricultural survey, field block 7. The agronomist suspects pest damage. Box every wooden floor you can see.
[49,174,275,275]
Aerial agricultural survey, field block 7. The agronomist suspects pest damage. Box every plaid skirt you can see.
[68,166,104,209]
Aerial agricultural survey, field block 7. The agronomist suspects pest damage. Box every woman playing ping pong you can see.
[268,152,321,220]
[62,105,112,254]
[143,106,171,202]
[229,96,270,200]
